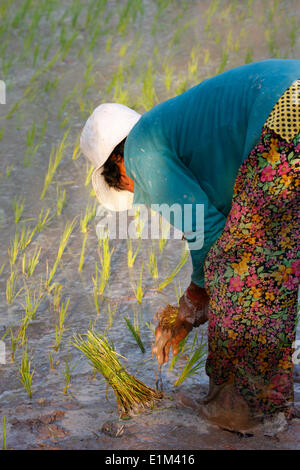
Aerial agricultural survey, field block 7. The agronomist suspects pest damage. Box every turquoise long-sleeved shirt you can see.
[124,59,300,287]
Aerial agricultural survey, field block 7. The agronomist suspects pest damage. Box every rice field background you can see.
[0,0,299,450]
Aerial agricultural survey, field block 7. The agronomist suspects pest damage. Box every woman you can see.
[80,59,300,432]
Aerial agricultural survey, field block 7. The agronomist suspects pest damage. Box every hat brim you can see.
[92,166,134,212]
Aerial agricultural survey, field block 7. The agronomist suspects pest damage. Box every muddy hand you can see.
[153,315,193,366]
[152,283,209,366]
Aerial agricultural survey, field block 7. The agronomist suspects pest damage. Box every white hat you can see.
[80,103,141,211]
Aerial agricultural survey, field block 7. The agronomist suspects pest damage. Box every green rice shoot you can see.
[73,330,163,417]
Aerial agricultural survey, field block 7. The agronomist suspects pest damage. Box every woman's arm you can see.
[125,126,227,286]
[125,128,227,364]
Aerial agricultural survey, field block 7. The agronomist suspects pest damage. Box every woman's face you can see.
[117,156,135,193]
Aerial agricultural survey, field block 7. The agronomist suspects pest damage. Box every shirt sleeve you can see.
[125,127,227,288]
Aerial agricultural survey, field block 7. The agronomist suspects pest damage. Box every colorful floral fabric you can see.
[204,126,300,419]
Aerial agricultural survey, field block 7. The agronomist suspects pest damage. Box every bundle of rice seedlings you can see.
[154,304,179,331]
[73,331,163,417]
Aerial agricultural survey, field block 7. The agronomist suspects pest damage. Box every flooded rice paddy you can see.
[0,0,299,450]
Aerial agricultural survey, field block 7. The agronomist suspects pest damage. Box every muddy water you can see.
[0,0,300,450]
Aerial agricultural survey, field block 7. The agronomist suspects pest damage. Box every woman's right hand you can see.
[152,282,209,366]
[152,316,192,366]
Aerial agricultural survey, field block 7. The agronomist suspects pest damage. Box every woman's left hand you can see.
[179,282,210,328]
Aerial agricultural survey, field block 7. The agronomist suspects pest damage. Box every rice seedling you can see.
[106,63,125,95]
[168,335,189,372]
[265,27,278,57]
[80,200,97,233]
[32,43,39,67]
[203,49,210,65]
[17,315,30,347]
[96,234,114,294]
[159,217,170,252]
[73,330,163,417]
[119,41,131,58]
[9,328,18,362]
[0,263,5,275]
[134,207,146,239]
[84,162,94,187]
[78,232,88,272]
[92,269,101,315]
[54,298,70,351]
[72,132,81,160]
[158,246,188,291]
[6,271,22,304]
[113,82,130,107]
[288,17,298,49]
[12,196,25,224]
[71,0,84,27]
[188,47,199,82]
[45,219,76,289]
[117,0,143,36]
[245,47,253,64]
[35,207,52,232]
[5,163,14,179]
[106,303,118,329]
[124,314,145,353]
[174,281,182,305]
[82,54,96,93]
[151,0,171,34]
[40,128,70,200]
[138,59,157,111]
[147,245,158,278]
[44,77,60,94]
[56,185,66,215]
[22,245,41,277]
[19,340,34,399]
[30,49,61,85]
[57,86,78,120]
[48,351,54,370]
[63,354,72,395]
[168,19,194,49]
[18,224,36,251]
[61,31,78,60]
[127,238,141,268]
[226,29,234,53]
[62,346,81,395]
[216,48,229,75]
[8,231,20,266]
[131,263,144,304]
[145,321,155,336]
[1,416,6,450]
[52,283,63,311]
[22,288,44,321]
[174,333,206,386]
[163,62,173,93]
[24,121,42,167]
[48,350,60,370]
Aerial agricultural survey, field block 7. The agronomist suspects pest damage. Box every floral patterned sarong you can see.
[204,126,300,419]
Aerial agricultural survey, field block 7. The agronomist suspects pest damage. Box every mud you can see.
[1,372,299,450]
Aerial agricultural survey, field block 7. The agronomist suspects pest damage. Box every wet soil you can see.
[2,372,300,450]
